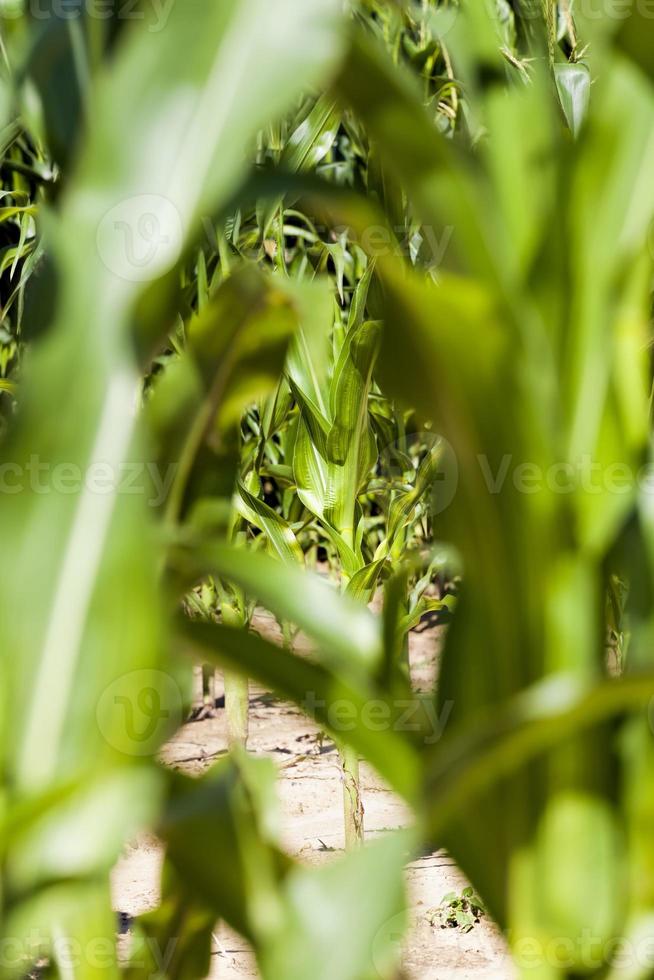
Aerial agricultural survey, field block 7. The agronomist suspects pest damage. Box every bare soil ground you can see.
[111,611,514,979]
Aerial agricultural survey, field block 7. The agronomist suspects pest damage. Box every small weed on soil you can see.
[429,887,486,933]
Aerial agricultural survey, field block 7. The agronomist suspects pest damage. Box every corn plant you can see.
[4,2,654,980]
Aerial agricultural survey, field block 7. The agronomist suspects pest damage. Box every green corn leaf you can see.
[425,669,654,835]
[151,752,410,980]
[286,325,331,423]
[328,319,381,464]
[283,95,341,173]
[554,61,591,137]
[178,618,420,801]
[333,26,497,282]
[0,0,345,954]
[318,518,362,581]
[376,441,444,558]
[236,477,304,565]
[399,595,454,634]
[0,205,37,221]
[292,412,331,519]
[157,756,292,946]
[260,94,341,236]
[286,376,332,454]
[261,830,410,980]
[149,267,328,522]
[173,540,381,675]
[345,557,387,604]
[261,377,294,441]
[291,317,380,560]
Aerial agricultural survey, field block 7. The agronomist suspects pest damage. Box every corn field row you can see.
[1,1,654,978]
